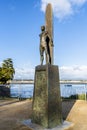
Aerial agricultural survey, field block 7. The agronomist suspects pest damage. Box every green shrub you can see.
[78,94,85,100]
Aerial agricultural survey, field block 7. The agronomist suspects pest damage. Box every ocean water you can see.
[10,84,87,98]
[10,84,34,98]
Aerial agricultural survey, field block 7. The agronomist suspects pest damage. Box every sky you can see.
[0,0,87,80]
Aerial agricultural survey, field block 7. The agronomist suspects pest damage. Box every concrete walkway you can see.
[0,100,87,130]
[66,100,87,130]
[0,99,19,106]
[22,119,74,130]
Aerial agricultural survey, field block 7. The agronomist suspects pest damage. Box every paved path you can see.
[0,100,87,130]
[0,99,19,106]
[66,100,87,130]
[0,100,32,130]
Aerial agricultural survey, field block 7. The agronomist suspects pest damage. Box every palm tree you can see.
[0,58,15,84]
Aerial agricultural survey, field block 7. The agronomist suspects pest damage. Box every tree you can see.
[0,67,3,84]
[0,58,15,84]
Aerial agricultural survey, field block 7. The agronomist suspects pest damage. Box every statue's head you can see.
[41,26,45,31]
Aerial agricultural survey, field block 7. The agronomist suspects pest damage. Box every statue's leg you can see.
[49,53,51,64]
[45,51,47,64]
[47,43,51,64]
[40,47,44,65]
[41,54,44,65]
[45,46,49,64]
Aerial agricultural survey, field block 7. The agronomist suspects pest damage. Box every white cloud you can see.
[14,64,87,80]
[0,63,1,67]
[0,62,2,67]
[14,67,34,79]
[41,0,87,20]
[59,65,87,80]
[14,63,35,79]
[71,0,87,6]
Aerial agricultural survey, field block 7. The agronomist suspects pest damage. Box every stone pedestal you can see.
[32,64,62,128]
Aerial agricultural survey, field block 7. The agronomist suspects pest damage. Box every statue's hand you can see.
[51,40,54,46]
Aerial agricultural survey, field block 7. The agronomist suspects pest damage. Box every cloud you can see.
[0,62,2,67]
[40,0,87,20]
[71,0,87,6]
[14,64,87,80]
[14,68,34,79]
[59,65,87,80]
[14,63,35,79]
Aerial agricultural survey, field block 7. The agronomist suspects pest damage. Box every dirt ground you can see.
[0,99,87,130]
